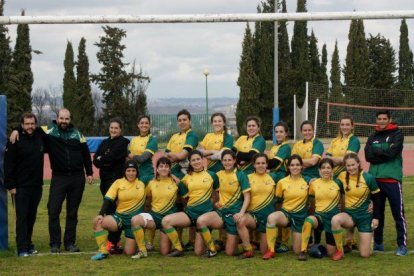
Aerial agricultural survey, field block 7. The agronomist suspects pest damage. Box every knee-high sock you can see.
[94,230,109,254]
[301,218,315,252]
[332,229,344,252]
[164,227,183,251]
[266,224,277,253]
[146,228,156,244]
[199,227,216,251]
[132,226,147,253]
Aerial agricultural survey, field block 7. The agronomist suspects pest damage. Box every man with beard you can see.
[45,108,94,253]
[4,114,45,256]
[11,108,93,253]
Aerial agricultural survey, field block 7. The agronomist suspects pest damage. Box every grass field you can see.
[1,178,414,275]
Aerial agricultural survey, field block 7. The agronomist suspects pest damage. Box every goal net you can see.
[308,83,414,138]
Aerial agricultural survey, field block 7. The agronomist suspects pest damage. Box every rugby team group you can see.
[3,108,407,261]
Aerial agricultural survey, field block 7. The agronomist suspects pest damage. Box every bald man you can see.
[43,109,93,253]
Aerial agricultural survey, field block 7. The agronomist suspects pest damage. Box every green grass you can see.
[1,178,414,275]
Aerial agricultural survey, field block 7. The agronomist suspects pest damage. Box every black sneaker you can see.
[167,249,184,257]
[109,245,123,255]
[65,244,80,252]
[50,245,61,254]
[28,245,38,255]
[183,242,194,252]
[202,250,217,258]
[214,240,224,252]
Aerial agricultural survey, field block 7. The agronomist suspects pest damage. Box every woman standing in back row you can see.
[291,120,324,180]
[233,116,266,175]
[198,112,234,173]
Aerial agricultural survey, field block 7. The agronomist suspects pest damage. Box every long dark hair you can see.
[221,149,237,170]
[286,154,303,176]
[187,150,204,175]
[252,153,268,173]
[155,157,172,180]
[343,152,362,191]
[211,112,228,148]
[274,121,289,143]
[137,115,151,134]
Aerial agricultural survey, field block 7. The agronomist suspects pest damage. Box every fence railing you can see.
[150,114,212,143]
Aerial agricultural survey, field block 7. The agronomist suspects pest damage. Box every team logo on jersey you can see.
[203,178,209,183]
[229,180,238,186]
[265,181,273,186]
[301,184,307,190]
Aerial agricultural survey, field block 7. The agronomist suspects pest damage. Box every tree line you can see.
[236,0,414,138]
[0,1,149,135]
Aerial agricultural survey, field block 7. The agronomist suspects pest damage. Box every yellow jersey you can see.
[216,169,251,210]
[146,177,186,214]
[105,177,146,215]
[129,134,158,177]
[200,131,234,172]
[309,178,341,213]
[326,134,360,177]
[179,170,219,207]
[291,137,324,179]
[234,134,266,174]
[275,176,309,213]
[337,171,380,211]
[247,173,276,212]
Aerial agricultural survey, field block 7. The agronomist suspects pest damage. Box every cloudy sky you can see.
[3,0,414,99]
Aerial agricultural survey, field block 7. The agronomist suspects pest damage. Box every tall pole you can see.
[273,0,279,143]
[203,68,209,132]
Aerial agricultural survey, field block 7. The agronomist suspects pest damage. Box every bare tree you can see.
[48,84,63,120]
[32,88,50,125]
[91,87,103,119]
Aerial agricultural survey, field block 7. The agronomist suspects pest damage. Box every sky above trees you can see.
[3,0,414,98]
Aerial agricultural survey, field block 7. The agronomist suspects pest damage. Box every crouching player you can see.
[91,160,146,260]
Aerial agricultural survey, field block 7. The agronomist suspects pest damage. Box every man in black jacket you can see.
[4,114,44,257]
[44,108,94,253]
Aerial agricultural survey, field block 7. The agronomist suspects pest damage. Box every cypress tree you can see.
[344,19,371,95]
[367,34,396,90]
[0,0,11,97]
[7,9,33,129]
[62,41,77,112]
[330,41,342,101]
[236,23,261,135]
[397,19,413,89]
[256,0,275,138]
[91,26,131,124]
[320,43,329,86]
[308,30,321,83]
[278,0,294,128]
[290,0,309,106]
[75,37,95,134]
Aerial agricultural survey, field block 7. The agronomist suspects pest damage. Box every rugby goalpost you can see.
[2,6,414,250]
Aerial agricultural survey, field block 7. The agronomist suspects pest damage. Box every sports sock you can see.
[266,224,277,253]
[199,227,216,252]
[132,226,147,254]
[94,230,109,254]
[301,218,315,252]
[332,229,344,252]
[164,227,183,251]
[146,228,156,245]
